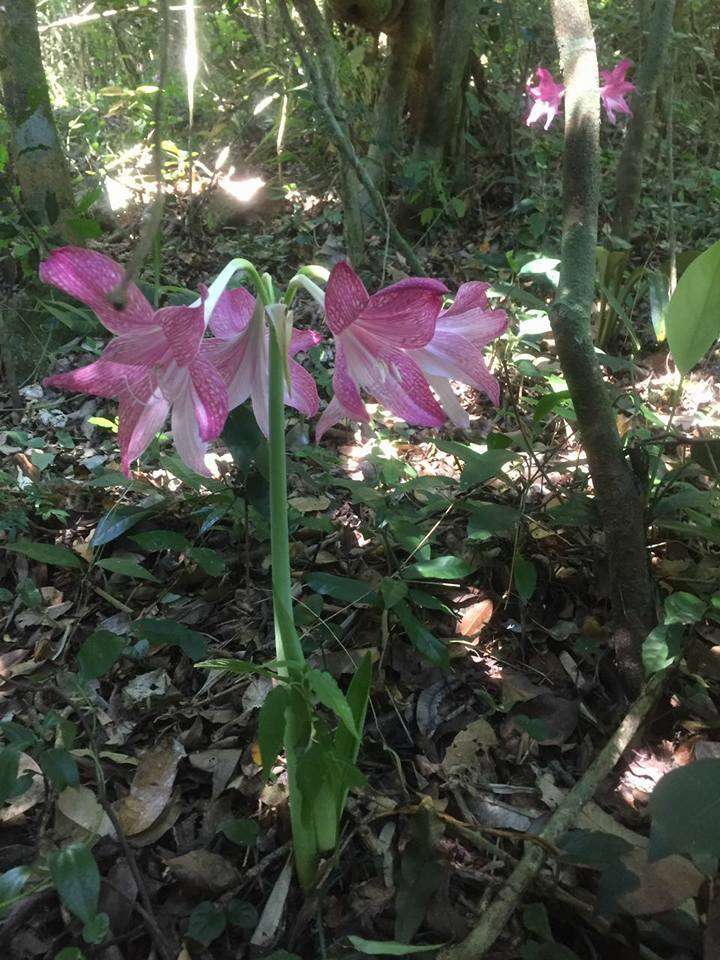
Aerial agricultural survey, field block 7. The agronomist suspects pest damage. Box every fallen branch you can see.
[439,673,665,960]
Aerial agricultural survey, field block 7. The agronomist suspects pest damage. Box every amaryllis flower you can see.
[315,262,448,441]
[526,67,565,130]
[203,287,321,436]
[410,282,508,428]
[600,58,635,124]
[41,247,227,476]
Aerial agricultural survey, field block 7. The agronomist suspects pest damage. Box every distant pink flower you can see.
[315,262,447,440]
[526,67,565,130]
[203,287,321,436]
[410,283,508,428]
[600,58,635,124]
[41,247,227,476]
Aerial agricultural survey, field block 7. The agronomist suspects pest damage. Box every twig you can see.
[439,673,665,960]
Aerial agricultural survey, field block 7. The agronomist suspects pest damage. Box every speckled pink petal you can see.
[332,341,369,421]
[316,395,355,441]
[44,359,147,400]
[358,277,446,348]
[208,287,256,340]
[290,328,322,354]
[117,376,169,476]
[361,340,445,427]
[438,283,509,346]
[40,247,155,333]
[325,261,369,335]
[158,303,206,367]
[413,329,501,404]
[171,389,210,476]
[188,357,229,442]
[285,358,320,419]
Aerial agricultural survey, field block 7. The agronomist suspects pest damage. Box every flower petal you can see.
[188,357,229,442]
[171,388,211,476]
[117,376,169,476]
[290,328,322,354]
[285,358,320,419]
[358,277,446,348]
[359,339,445,427]
[102,330,168,367]
[426,374,470,429]
[440,283,509,345]
[325,261,369,335]
[158,303,206,367]
[316,395,355,442]
[413,329,501,404]
[333,341,369,421]
[45,359,147,399]
[208,287,256,340]
[40,247,155,333]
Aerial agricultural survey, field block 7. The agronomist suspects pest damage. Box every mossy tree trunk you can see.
[0,0,75,233]
[549,0,655,693]
[612,0,676,241]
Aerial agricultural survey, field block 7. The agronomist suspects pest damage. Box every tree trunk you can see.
[413,0,478,166]
[611,0,676,241]
[549,0,655,693]
[0,0,75,233]
[366,0,431,191]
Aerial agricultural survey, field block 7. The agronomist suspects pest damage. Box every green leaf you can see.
[402,556,476,581]
[522,903,553,942]
[666,239,720,373]
[82,912,110,944]
[435,442,515,489]
[559,830,632,865]
[0,865,31,918]
[78,631,126,680]
[0,722,38,750]
[130,530,189,551]
[55,950,87,960]
[258,686,289,777]
[186,546,226,577]
[663,591,706,625]
[307,669,358,737]
[195,658,272,676]
[465,502,519,541]
[93,506,155,547]
[48,844,100,924]
[0,749,19,804]
[222,406,264,474]
[514,555,537,602]
[380,578,408,609]
[407,589,453,615]
[305,573,375,604]
[649,759,720,861]
[219,818,259,846]
[393,601,448,668]
[133,619,207,661]
[642,623,684,676]
[39,749,79,790]
[226,898,259,928]
[4,540,83,569]
[334,653,372,818]
[187,901,227,945]
[348,936,445,955]
[95,557,157,581]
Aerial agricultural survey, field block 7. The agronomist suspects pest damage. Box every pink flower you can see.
[315,262,448,440]
[41,247,227,476]
[526,67,565,130]
[410,283,508,428]
[203,286,321,436]
[600,58,635,124]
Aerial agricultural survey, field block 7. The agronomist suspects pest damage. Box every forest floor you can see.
[1,189,720,960]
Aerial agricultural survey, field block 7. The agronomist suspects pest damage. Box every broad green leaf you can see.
[187,901,227,945]
[48,844,100,924]
[130,530,189,551]
[307,669,358,737]
[465,502,519,541]
[407,589,453,615]
[0,865,31,918]
[393,601,448,668]
[663,591,706,625]
[222,406,264,474]
[133,619,207,661]
[226,898,258,929]
[219,818,259,846]
[93,506,155,547]
[39,749,79,790]
[77,631,126,680]
[334,653,372,817]
[0,722,38,750]
[96,557,157,581]
[305,573,375,604]
[55,949,87,960]
[402,556,475,581]
[4,540,83,569]
[435,442,515,489]
[0,749,19,804]
[666,239,720,373]
[522,903,553,942]
[348,936,445,955]
[258,686,289,777]
[186,546,226,577]
[195,658,272,676]
[514,555,537,602]
[82,912,109,944]
[642,624,683,676]
[649,759,720,861]
[559,830,632,865]
[380,578,408,609]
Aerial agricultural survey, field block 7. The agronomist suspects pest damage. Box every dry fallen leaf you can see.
[115,739,185,836]
[166,849,241,895]
[442,719,497,778]
[188,748,242,800]
[288,494,330,512]
[457,599,494,638]
[618,849,704,916]
[56,786,115,839]
[0,753,44,823]
[250,859,293,948]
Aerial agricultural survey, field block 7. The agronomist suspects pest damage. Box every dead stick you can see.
[439,673,664,960]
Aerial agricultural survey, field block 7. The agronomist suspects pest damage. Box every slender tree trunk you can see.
[0,0,76,234]
[612,0,676,241]
[413,0,479,166]
[549,0,655,692]
[366,0,431,191]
